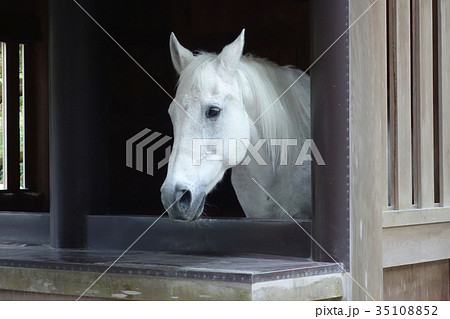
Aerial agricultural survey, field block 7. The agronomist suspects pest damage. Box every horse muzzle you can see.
[161,184,206,222]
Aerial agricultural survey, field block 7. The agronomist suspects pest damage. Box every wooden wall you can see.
[384,259,450,300]
[348,0,450,301]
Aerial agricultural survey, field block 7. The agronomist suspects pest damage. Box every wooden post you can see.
[49,0,109,248]
[388,0,412,210]
[412,0,434,208]
[24,0,50,209]
[349,0,388,300]
[310,0,350,269]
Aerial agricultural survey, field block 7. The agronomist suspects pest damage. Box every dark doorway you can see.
[89,0,311,216]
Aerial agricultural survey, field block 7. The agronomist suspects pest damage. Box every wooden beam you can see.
[437,0,450,207]
[388,0,412,210]
[349,0,387,301]
[412,0,435,208]
[383,222,450,267]
[383,206,450,228]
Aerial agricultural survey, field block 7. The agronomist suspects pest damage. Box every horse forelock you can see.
[176,53,218,95]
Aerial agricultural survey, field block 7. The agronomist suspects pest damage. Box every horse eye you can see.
[206,106,221,119]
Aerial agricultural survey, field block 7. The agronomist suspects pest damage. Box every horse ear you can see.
[170,33,194,74]
[218,29,245,71]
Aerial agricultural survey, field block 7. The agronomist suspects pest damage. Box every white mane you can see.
[237,55,310,169]
[177,52,310,171]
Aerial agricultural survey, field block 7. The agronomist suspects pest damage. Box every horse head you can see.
[161,30,251,221]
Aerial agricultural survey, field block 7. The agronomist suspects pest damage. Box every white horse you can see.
[161,30,311,221]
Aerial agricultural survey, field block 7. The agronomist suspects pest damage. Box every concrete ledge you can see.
[0,267,250,300]
[253,274,343,301]
[0,246,344,300]
[0,267,343,300]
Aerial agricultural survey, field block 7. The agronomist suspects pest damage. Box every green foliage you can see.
[0,44,25,188]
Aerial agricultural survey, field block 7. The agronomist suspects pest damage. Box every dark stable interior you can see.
[104,0,310,216]
[1,0,310,217]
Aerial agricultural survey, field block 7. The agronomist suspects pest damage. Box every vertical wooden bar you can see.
[4,42,20,191]
[24,0,50,209]
[437,0,450,207]
[350,0,387,300]
[412,0,434,208]
[389,0,413,210]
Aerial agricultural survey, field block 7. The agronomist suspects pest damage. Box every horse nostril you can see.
[177,189,192,212]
